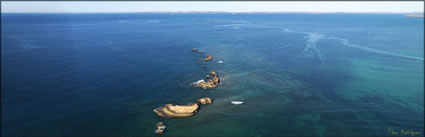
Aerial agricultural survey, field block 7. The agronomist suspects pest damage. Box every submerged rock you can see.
[220,77,226,81]
[153,103,199,118]
[191,49,203,54]
[197,97,213,105]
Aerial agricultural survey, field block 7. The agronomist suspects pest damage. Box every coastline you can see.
[405,14,425,18]
[2,11,424,14]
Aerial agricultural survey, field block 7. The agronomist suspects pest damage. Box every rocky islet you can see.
[152,49,220,134]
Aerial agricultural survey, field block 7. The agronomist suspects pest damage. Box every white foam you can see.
[282,28,424,61]
[281,28,326,66]
[157,125,166,130]
[231,101,244,105]
[212,24,424,61]
[327,37,424,61]
[303,32,326,63]
[190,79,205,87]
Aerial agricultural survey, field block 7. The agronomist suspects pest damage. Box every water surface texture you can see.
[1,13,424,136]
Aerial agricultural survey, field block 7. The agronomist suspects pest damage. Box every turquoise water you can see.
[1,13,424,136]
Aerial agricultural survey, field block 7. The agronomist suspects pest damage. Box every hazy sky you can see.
[1,1,424,13]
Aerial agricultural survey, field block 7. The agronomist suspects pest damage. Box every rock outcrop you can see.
[190,79,205,87]
[153,103,199,118]
[203,54,213,62]
[197,70,220,89]
[155,122,166,134]
[198,82,217,89]
[197,97,213,105]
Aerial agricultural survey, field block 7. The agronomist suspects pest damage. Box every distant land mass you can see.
[143,11,425,14]
[405,14,425,18]
[3,11,425,14]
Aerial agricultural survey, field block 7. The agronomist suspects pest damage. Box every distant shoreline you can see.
[2,11,424,14]
[404,14,425,18]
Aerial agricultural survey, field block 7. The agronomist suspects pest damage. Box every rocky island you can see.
[153,97,214,118]
[197,97,213,105]
[203,54,213,62]
[192,70,220,89]
[152,49,222,134]
[153,103,199,118]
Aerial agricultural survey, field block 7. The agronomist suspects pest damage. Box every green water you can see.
[2,14,423,137]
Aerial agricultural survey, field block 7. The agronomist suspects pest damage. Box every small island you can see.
[202,54,213,62]
[192,70,220,89]
[153,97,213,118]
[153,103,199,118]
[197,97,213,105]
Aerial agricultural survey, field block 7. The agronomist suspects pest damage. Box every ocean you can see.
[1,13,424,136]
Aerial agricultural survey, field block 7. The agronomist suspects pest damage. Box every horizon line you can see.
[2,11,425,14]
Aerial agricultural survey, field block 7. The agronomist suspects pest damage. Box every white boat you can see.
[231,101,244,105]
[217,61,223,64]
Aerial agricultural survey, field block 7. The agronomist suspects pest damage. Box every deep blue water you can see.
[1,13,424,136]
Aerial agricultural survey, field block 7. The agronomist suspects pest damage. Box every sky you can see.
[1,1,424,13]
